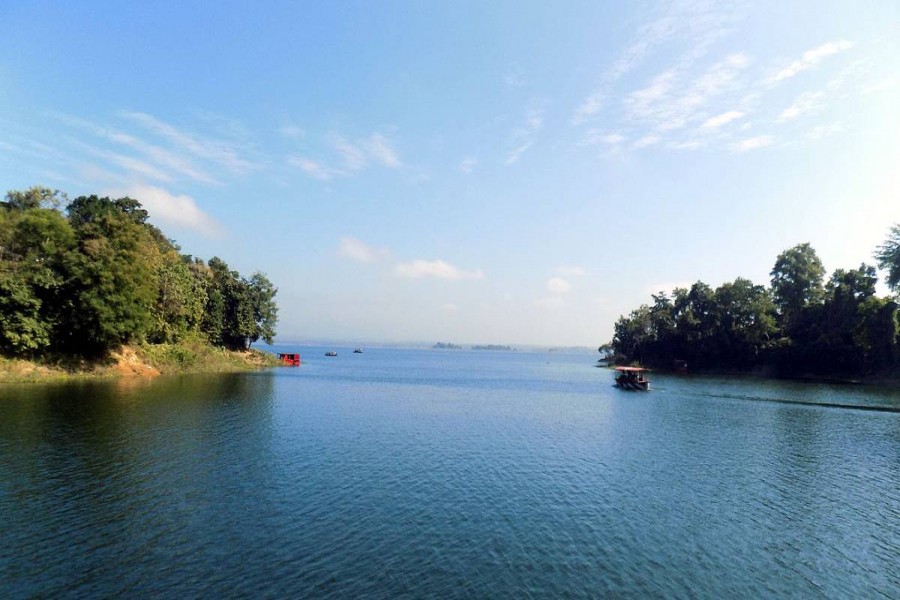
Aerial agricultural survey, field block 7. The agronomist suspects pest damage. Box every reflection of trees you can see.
[0,372,276,596]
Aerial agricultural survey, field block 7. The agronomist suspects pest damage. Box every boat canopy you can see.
[614,366,649,372]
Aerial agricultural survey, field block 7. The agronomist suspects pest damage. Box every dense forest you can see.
[0,186,277,358]
[611,229,900,378]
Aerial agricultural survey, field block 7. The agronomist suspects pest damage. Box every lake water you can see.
[1,347,899,598]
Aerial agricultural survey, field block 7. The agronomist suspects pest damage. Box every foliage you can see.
[875,223,900,293]
[0,187,279,360]
[612,243,899,378]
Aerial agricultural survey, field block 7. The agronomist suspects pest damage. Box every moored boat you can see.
[325,351,337,357]
[614,366,650,391]
[353,348,363,353]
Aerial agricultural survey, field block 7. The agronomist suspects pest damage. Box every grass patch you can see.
[0,338,279,383]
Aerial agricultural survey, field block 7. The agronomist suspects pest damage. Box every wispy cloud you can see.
[702,110,744,128]
[777,91,824,122]
[546,277,572,294]
[120,110,258,175]
[287,156,339,181]
[294,131,402,180]
[770,40,854,83]
[107,184,223,238]
[338,236,390,263]
[732,135,773,151]
[581,129,627,147]
[627,53,750,132]
[573,0,746,124]
[505,105,545,165]
[394,259,484,280]
[633,135,662,148]
[459,157,478,174]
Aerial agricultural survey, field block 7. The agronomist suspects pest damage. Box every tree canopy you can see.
[611,234,900,378]
[0,187,278,358]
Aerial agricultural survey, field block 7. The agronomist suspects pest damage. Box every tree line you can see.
[0,186,277,357]
[611,229,900,377]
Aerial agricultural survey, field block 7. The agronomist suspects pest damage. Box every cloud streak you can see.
[394,259,484,280]
[338,237,390,263]
[771,40,853,83]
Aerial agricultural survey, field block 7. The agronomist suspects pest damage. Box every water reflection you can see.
[1,354,899,598]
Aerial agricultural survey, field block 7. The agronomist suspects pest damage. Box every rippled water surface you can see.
[2,347,899,598]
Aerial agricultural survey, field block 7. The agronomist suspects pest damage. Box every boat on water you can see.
[614,366,650,391]
[353,348,363,353]
[325,351,338,357]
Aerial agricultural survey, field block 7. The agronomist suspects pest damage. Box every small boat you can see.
[614,366,650,391]
[277,352,301,366]
[325,351,337,357]
[353,348,363,354]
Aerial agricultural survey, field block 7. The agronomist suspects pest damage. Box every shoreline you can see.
[0,342,279,384]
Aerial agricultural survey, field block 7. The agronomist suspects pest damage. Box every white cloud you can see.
[338,236,389,263]
[505,105,544,165]
[394,259,485,280]
[732,135,773,151]
[365,133,402,168]
[440,303,459,312]
[547,277,572,294]
[572,92,604,124]
[459,157,477,173]
[771,40,854,83]
[51,112,218,184]
[288,156,339,180]
[702,110,744,128]
[669,140,701,150]
[627,53,751,133]
[108,184,223,238]
[505,141,533,165]
[556,265,586,277]
[328,134,368,171]
[580,129,626,146]
[777,91,824,122]
[633,135,662,148]
[294,131,402,180]
[120,111,257,175]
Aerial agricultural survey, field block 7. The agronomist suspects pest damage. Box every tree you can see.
[58,207,158,354]
[875,223,900,293]
[2,186,65,211]
[770,243,825,328]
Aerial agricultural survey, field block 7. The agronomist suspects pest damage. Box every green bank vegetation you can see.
[610,230,900,379]
[0,186,278,381]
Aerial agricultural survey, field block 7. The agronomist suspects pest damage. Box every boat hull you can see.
[615,378,650,391]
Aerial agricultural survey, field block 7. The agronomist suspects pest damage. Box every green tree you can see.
[875,223,900,293]
[2,186,66,211]
[59,204,158,354]
[770,243,826,328]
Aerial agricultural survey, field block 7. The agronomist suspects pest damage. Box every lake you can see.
[1,347,899,598]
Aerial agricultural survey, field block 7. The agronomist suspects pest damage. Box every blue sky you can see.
[2,0,898,346]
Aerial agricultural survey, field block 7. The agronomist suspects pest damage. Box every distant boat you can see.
[614,366,650,391]
[325,351,337,357]
[353,348,363,354]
